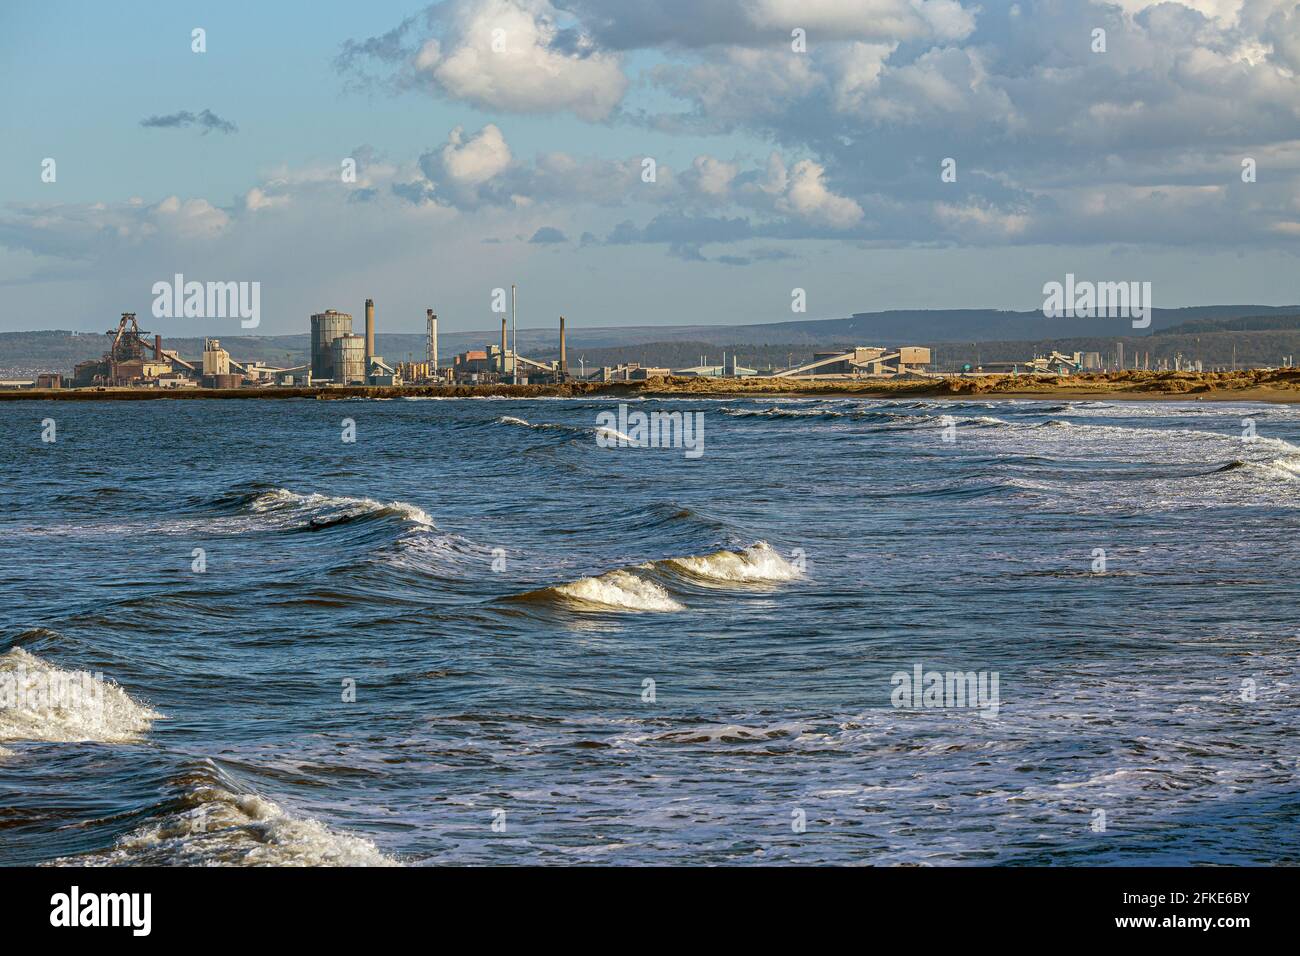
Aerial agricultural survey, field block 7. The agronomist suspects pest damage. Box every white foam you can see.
[0,648,162,744]
[251,488,434,528]
[52,783,399,867]
[664,541,802,585]
[1232,455,1300,482]
[652,720,816,744]
[553,570,685,612]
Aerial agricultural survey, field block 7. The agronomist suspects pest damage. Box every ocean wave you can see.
[249,488,434,530]
[0,648,161,744]
[515,543,802,613]
[721,406,850,420]
[1215,455,1300,482]
[495,415,593,437]
[719,405,1010,430]
[50,768,398,867]
[662,541,802,585]
[545,569,686,612]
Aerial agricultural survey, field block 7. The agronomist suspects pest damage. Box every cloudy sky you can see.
[2,0,1299,336]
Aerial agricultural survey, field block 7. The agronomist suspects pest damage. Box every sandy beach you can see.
[5,369,1299,403]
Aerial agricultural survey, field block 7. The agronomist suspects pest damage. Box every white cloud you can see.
[686,156,740,198]
[775,158,864,228]
[440,124,513,185]
[244,187,289,212]
[414,0,628,121]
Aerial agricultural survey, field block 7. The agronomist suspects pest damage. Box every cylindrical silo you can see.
[331,333,366,385]
[311,310,353,381]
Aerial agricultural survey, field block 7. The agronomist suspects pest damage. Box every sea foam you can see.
[0,648,161,745]
[51,780,398,867]
[552,569,685,612]
[663,541,802,585]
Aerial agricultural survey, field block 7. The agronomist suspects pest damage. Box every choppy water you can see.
[1,395,1297,866]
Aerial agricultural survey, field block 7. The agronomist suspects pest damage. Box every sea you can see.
[1,395,1297,865]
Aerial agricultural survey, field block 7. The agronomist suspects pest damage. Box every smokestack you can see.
[559,315,567,381]
[154,334,162,359]
[501,316,508,375]
[427,309,438,377]
[365,298,375,365]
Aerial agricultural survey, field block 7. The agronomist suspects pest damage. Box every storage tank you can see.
[331,333,366,384]
[311,310,353,381]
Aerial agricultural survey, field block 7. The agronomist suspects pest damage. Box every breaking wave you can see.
[515,543,802,612]
[0,648,162,745]
[50,765,398,867]
[545,569,686,612]
[1215,455,1300,482]
[249,488,434,530]
[662,541,802,585]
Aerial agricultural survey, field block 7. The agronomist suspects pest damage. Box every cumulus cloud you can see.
[769,156,865,229]
[436,124,513,186]
[365,0,629,120]
[244,187,289,211]
[335,0,1300,253]
[683,156,740,199]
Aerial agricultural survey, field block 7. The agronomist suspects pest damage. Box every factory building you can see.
[311,310,353,381]
[771,346,932,378]
[202,339,230,377]
[452,349,494,379]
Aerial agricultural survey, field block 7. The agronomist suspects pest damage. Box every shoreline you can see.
[3,370,1298,403]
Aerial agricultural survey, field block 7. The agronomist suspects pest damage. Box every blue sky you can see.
[2,0,1299,336]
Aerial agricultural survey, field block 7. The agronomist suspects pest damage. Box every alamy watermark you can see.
[595,404,705,459]
[151,273,260,328]
[1,664,106,724]
[1042,273,1151,329]
[891,663,1000,719]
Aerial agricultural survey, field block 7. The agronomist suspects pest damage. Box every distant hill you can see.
[4,304,1297,374]
[1153,313,1300,336]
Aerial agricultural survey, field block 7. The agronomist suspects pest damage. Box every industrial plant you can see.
[18,289,951,391]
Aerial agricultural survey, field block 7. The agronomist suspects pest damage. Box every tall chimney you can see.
[427,309,438,378]
[500,316,508,375]
[365,298,375,365]
[154,334,163,359]
[559,315,567,381]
